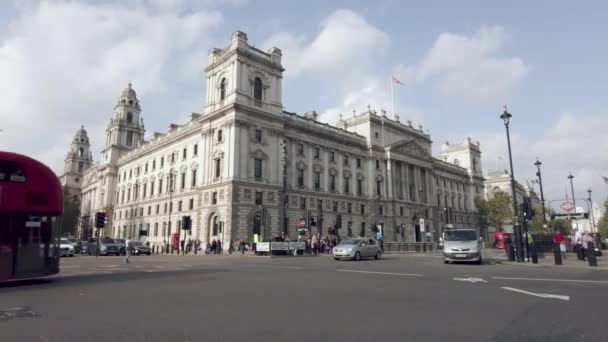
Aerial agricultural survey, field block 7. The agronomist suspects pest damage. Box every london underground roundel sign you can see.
[561,201,575,212]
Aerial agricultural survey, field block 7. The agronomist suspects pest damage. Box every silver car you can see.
[442,229,482,264]
[333,238,383,261]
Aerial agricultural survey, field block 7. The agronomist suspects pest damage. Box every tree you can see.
[475,192,513,230]
[59,186,81,237]
[551,218,571,233]
[597,198,608,236]
[474,196,489,238]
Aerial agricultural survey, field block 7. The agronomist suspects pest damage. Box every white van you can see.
[442,229,482,264]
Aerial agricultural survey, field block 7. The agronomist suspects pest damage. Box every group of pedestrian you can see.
[206,239,223,254]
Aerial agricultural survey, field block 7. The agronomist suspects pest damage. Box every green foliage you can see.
[528,211,545,232]
[59,186,81,237]
[551,218,571,233]
[597,198,608,236]
[475,192,513,230]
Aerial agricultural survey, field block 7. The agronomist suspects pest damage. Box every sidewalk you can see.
[483,248,608,270]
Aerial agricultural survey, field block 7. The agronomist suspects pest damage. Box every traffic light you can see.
[182,216,192,230]
[95,212,106,228]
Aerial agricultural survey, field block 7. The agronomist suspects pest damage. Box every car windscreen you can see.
[60,239,69,244]
[130,242,144,246]
[445,230,477,241]
[101,238,115,244]
[340,239,362,245]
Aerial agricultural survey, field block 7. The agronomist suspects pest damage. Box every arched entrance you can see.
[207,213,224,246]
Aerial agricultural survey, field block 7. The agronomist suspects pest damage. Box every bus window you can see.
[0,160,27,183]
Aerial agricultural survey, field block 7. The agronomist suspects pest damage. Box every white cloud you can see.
[0,1,223,173]
[262,9,389,78]
[395,25,530,104]
[471,112,608,208]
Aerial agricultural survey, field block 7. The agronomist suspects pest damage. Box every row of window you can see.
[115,198,196,220]
[116,170,198,204]
[118,144,200,183]
[219,77,263,102]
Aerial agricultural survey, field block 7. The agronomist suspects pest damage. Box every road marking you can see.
[492,277,608,284]
[453,277,487,283]
[97,265,120,268]
[337,269,423,277]
[501,287,570,301]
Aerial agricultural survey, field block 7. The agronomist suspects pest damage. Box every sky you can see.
[0,0,606,212]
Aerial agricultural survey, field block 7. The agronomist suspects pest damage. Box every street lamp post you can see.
[534,159,547,224]
[568,173,576,211]
[500,106,524,262]
[587,189,595,232]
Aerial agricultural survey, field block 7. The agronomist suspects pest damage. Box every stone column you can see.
[386,159,394,199]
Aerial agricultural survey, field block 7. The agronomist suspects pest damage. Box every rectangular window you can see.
[148,206,151,215]
[158,179,163,194]
[314,172,321,190]
[360,222,366,237]
[194,144,198,156]
[129,170,132,179]
[255,129,262,143]
[160,157,164,167]
[254,159,263,178]
[164,203,167,213]
[376,159,380,170]
[126,131,133,146]
[150,181,154,196]
[217,129,223,142]
[152,160,156,170]
[191,170,197,187]
[400,206,404,216]
[189,198,194,210]
[255,191,263,205]
[156,204,159,214]
[344,177,350,193]
[377,181,382,196]
[329,175,336,192]
[139,207,143,216]
[143,183,147,198]
[356,158,361,168]
[357,179,362,195]
[78,162,83,172]
[297,143,304,155]
[215,159,221,178]
[344,155,349,166]
[145,163,148,173]
[212,192,218,204]
[297,169,304,187]
[314,147,320,159]
[317,199,323,210]
[330,151,335,162]
[347,203,352,213]
[181,173,186,190]
[119,211,122,219]
[333,201,338,212]
[178,200,182,211]
[300,197,306,209]
[360,204,365,215]
[182,148,187,159]
[379,205,383,216]
[171,153,175,163]
[169,202,173,213]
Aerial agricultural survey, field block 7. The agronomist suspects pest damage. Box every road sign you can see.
[561,201,575,212]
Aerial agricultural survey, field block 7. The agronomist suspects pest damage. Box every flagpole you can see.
[390,75,395,116]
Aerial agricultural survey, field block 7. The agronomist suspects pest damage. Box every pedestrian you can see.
[553,230,567,260]
[217,239,222,254]
[583,231,594,260]
[211,239,217,254]
[124,238,131,264]
[574,228,585,260]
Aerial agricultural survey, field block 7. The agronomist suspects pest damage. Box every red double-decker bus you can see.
[0,152,62,282]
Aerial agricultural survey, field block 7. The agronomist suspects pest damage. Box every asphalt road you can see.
[2,253,608,342]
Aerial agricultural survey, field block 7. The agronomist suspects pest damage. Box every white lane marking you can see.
[492,277,608,284]
[501,287,570,301]
[453,277,487,283]
[337,269,423,277]
[97,265,120,268]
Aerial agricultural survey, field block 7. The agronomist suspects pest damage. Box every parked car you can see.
[59,238,75,257]
[87,237,125,256]
[64,236,82,253]
[128,241,151,256]
[114,238,127,252]
[442,229,482,264]
[333,238,382,261]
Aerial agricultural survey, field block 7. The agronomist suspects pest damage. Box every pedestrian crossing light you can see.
[95,212,106,228]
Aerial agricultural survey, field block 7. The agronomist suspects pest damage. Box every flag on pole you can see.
[392,76,405,85]
[602,176,608,184]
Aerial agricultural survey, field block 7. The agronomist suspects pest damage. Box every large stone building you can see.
[68,31,484,248]
[60,126,93,200]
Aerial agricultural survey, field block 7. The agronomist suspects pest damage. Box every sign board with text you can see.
[256,242,270,252]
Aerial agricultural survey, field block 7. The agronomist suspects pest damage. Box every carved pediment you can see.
[213,149,225,159]
[312,163,324,173]
[251,149,269,160]
[343,169,352,178]
[180,165,188,173]
[328,167,338,176]
[375,174,383,182]
[391,140,430,159]
[356,173,365,181]
[191,162,199,171]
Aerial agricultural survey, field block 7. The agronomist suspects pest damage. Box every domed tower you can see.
[61,125,93,197]
[101,83,145,164]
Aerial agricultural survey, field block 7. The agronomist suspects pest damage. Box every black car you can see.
[128,241,151,255]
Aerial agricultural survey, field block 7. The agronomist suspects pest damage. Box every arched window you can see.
[254,77,263,101]
[78,148,84,157]
[126,112,133,124]
[220,78,226,101]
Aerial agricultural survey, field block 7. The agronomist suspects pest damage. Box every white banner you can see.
[256,242,270,252]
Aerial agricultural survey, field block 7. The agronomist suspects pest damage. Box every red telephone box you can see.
[171,233,180,252]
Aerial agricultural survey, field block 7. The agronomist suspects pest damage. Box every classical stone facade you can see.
[71,31,485,248]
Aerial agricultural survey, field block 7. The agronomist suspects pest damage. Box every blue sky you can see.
[0,0,606,210]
